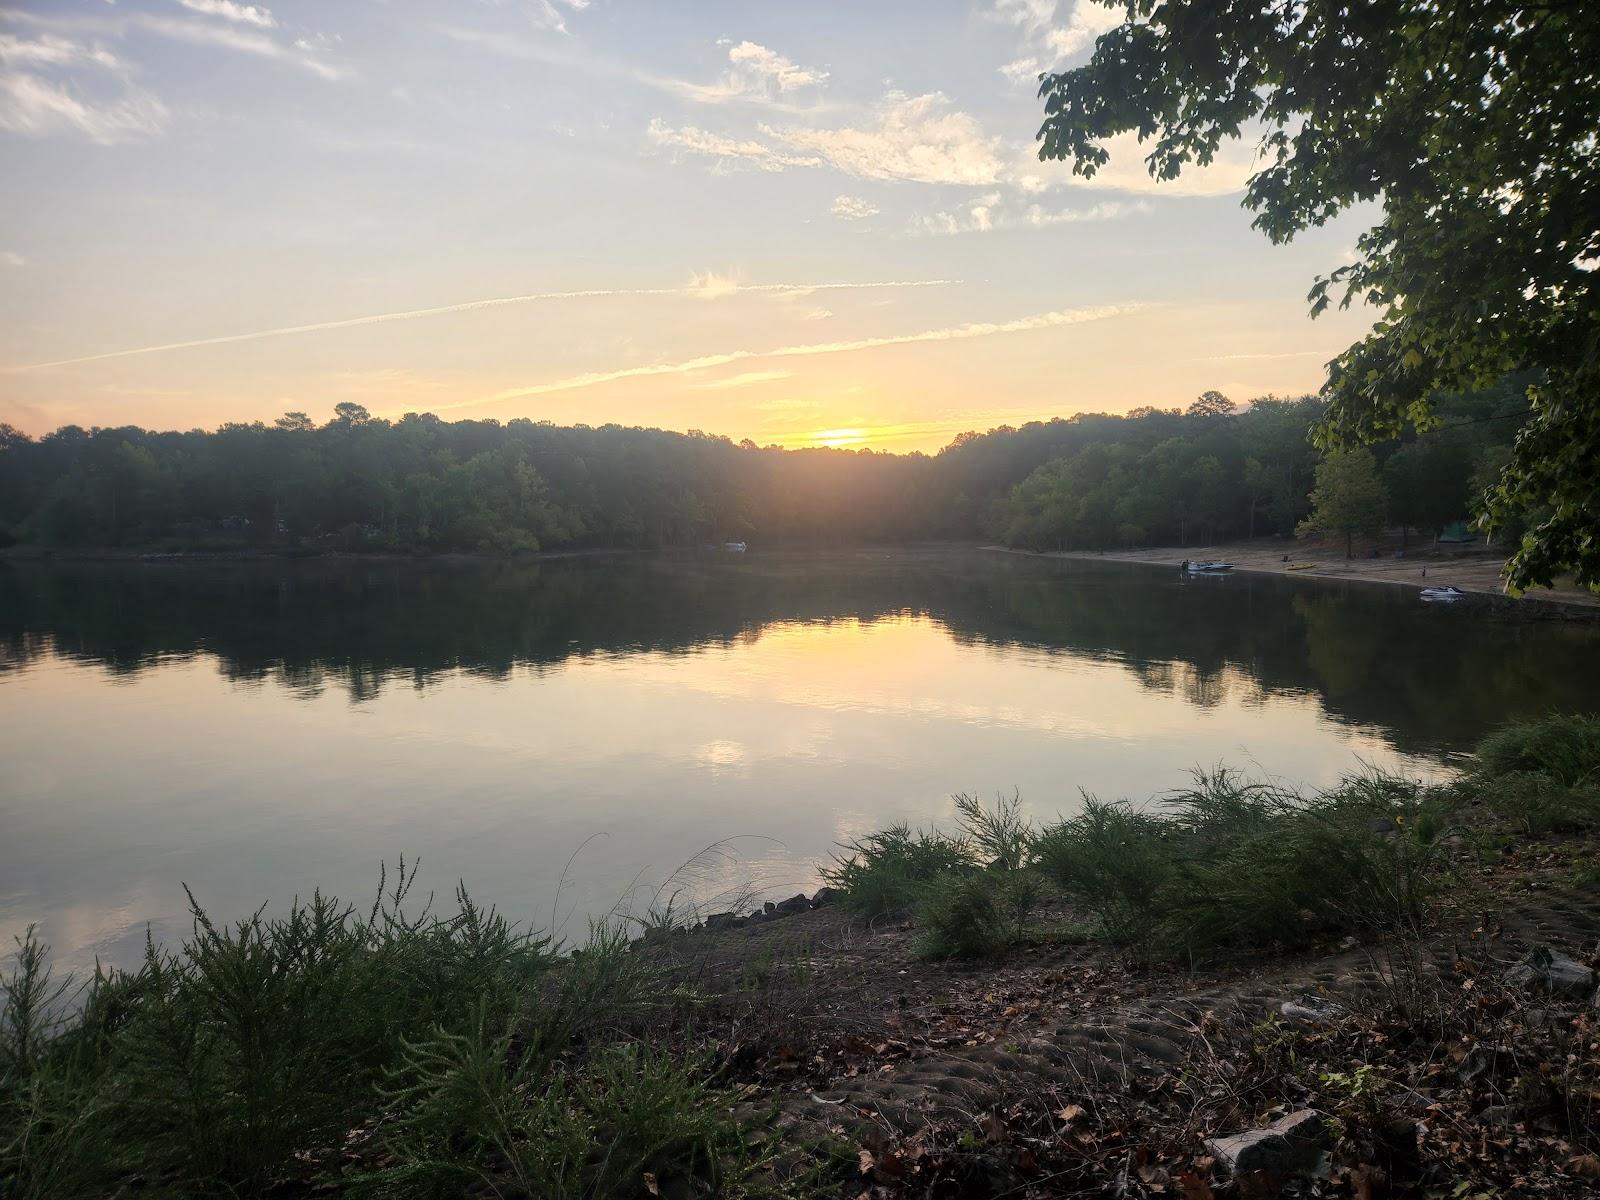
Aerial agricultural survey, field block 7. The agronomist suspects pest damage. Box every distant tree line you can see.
[994,382,1529,554]
[0,381,1535,557]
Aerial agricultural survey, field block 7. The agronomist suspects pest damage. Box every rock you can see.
[702,912,739,931]
[1205,1110,1328,1177]
[1280,997,1348,1026]
[1503,946,1597,999]
[811,887,841,907]
[763,901,776,914]
[773,893,811,916]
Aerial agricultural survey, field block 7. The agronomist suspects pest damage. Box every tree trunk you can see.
[1345,528,1353,559]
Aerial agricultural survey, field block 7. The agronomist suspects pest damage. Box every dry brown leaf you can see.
[643,1172,659,1196]
[1057,1103,1087,1123]
[1174,1170,1216,1200]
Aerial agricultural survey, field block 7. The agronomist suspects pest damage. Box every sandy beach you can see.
[994,536,1600,610]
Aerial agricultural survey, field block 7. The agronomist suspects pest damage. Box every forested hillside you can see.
[0,382,1531,555]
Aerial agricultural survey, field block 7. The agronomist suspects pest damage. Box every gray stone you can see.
[811,887,841,907]
[1479,1104,1518,1128]
[1205,1109,1328,1177]
[1279,997,1347,1026]
[773,893,811,915]
[1503,946,1596,999]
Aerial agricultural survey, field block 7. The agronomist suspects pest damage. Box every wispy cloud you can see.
[136,16,350,81]
[652,91,1004,186]
[694,369,793,390]
[177,0,278,31]
[1,250,25,267]
[1203,350,1334,362]
[768,92,1003,185]
[831,195,877,220]
[530,0,591,35]
[990,0,1122,84]
[914,195,1148,235]
[670,39,827,106]
[4,278,958,371]
[0,72,166,144]
[454,303,1141,409]
[647,117,820,172]
[1,7,349,83]
[0,32,121,70]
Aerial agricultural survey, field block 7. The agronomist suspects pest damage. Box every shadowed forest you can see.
[0,381,1531,555]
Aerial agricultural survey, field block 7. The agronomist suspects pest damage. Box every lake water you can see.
[3,548,1597,976]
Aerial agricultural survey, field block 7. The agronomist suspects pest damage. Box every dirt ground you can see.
[641,828,1600,1197]
[1000,536,1600,609]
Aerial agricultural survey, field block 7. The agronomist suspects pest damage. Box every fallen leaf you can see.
[857,1149,874,1176]
[643,1172,659,1196]
[1057,1104,1087,1123]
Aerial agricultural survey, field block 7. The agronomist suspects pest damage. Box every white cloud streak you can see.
[831,195,878,220]
[672,39,827,104]
[915,195,1149,235]
[5,278,959,372]
[0,71,166,143]
[647,117,821,171]
[177,0,278,30]
[136,16,349,80]
[0,33,120,70]
[767,92,1003,185]
[991,0,1123,82]
[694,369,793,390]
[453,303,1140,410]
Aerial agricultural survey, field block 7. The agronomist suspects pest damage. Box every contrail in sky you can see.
[4,278,958,372]
[441,303,1143,411]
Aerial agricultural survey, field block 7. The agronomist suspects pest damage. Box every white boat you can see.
[1420,585,1465,602]
[1183,560,1234,573]
[723,541,747,553]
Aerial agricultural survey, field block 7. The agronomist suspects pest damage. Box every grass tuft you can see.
[1475,713,1600,787]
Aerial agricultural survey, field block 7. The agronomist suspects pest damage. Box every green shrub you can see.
[1160,772,1437,957]
[1035,796,1174,957]
[1475,713,1600,787]
[1483,771,1600,836]
[914,871,1011,959]
[1035,771,1442,963]
[374,1023,762,1198]
[820,823,975,917]
[0,867,651,1198]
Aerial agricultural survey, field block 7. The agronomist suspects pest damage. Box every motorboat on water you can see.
[1420,584,1466,602]
[1182,559,1234,573]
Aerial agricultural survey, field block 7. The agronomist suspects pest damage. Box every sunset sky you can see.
[0,0,1377,451]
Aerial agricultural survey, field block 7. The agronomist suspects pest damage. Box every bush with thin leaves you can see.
[1475,713,1600,788]
[0,865,681,1198]
[820,824,975,918]
[1036,771,1445,963]
[1034,796,1172,958]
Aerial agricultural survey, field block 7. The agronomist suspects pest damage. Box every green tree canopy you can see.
[1036,1,1599,591]
[1299,449,1389,559]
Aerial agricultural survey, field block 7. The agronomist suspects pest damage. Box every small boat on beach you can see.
[1420,585,1466,602]
[1182,559,1234,573]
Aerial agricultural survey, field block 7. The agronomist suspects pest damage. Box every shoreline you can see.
[987,538,1600,612]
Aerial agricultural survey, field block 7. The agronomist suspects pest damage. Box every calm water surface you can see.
[3,549,1596,975]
